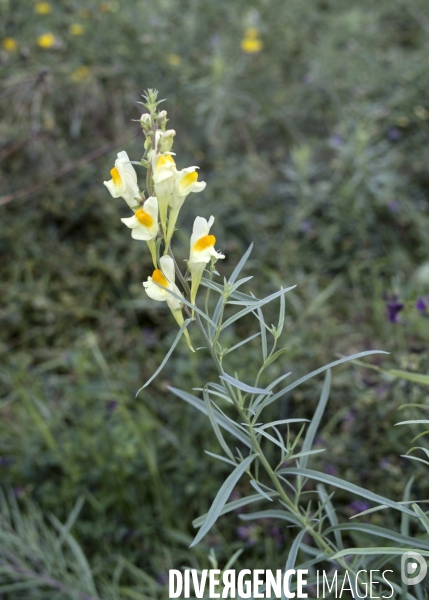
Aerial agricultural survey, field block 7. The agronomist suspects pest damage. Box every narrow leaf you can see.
[221,286,296,331]
[279,467,415,516]
[136,319,192,394]
[169,387,252,448]
[250,479,274,502]
[203,388,235,462]
[324,523,429,552]
[262,351,388,411]
[229,243,253,284]
[190,454,257,547]
[192,492,277,528]
[285,529,307,571]
[299,369,331,470]
[220,373,273,395]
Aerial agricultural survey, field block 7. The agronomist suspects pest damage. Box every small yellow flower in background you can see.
[241,27,263,53]
[71,65,90,82]
[69,23,84,36]
[2,37,17,52]
[397,116,410,127]
[37,32,55,48]
[414,106,428,120]
[188,216,224,307]
[35,2,52,14]
[167,53,181,66]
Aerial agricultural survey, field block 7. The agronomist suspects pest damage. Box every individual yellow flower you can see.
[121,197,158,241]
[69,23,84,36]
[188,216,224,306]
[144,256,182,311]
[35,2,52,14]
[37,33,55,48]
[2,37,17,52]
[165,167,206,250]
[104,150,140,209]
[151,152,177,235]
[241,27,263,53]
[167,53,181,66]
[143,256,194,351]
[121,196,158,267]
[71,65,90,82]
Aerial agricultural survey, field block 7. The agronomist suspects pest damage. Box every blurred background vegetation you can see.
[2,0,429,596]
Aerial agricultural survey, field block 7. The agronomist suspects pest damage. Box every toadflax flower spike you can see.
[104,151,140,209]
[188,216,224,308]
[143,256,194,351]
[121,196,159,267]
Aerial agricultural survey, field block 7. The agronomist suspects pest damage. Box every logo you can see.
[401,551,427,586]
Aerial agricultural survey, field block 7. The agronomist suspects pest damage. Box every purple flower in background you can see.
[329,134,344,147]
[236,525,258,547]
[106,400,118,413]
[348,500,370,515]
[299,220,312,234]
[416,296,429,314]
[387,200,401,213]
[386,127,401,141]
[209,34,221,47]
[267,526,285,548]
[384,294,404,323]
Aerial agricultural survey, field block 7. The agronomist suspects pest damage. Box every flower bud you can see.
[140,113,152,131]
[157,110,167,121]
[158,129,176,153]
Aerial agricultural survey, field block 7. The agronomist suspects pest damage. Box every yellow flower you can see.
[143,256,194,351]
[37,33,55,48]
[104,150,140,209]
[167,53,181,66]
[241,27,263,53]
[35,2,52,14]
[241,37,263,53]
[69,23,84,36]
[188,216,224,307]
[414,106,428,120]
[2,37,17,52]
[71,65,90,82]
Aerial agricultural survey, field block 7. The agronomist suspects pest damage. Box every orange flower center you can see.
[193,234,216,252]
[135,208,154,228]
[151,269,168,287]
[110,166,121,186]
[156,154,176,170]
